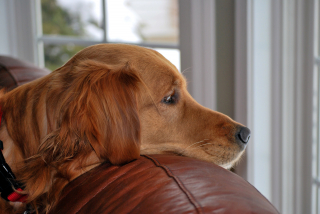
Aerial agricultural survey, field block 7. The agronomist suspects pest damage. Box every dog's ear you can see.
[58,60,141,165]
[10,60,142,208]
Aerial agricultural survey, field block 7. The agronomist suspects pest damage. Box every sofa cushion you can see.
[49,155,279,214]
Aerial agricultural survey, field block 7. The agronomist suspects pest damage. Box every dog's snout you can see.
[238,127,251,144]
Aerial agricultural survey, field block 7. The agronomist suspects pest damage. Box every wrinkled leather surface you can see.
[49,155,279,214]
[0,56,50,91]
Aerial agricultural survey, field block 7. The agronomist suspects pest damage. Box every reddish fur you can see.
[0,44,247,213]
[0,59,141,213]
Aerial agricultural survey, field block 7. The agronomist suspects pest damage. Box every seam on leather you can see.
[143,155,204,214]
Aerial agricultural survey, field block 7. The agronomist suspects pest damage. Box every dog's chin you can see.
[184,148,246,169]
[163,152,240,170]
[140,145,246,170]
[219,159,238,169]
[220,150,246,169]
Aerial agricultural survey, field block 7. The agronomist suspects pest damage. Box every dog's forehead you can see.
[131,48,184,92]
[140,66,182,93]
[72,44,184,88]
[72,44,173,66]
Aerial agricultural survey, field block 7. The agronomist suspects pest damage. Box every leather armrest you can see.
[49,155,279,214]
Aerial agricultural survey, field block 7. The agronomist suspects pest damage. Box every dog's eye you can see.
[162,92,177,104]
[163,95,174,104]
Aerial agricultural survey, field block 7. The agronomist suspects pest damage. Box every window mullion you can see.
[102,0,107,43]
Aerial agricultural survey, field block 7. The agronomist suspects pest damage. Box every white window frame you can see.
[235,0,314,213]
[312,0,320,213]
[35,0,181,69]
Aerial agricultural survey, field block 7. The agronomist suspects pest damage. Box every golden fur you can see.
[0,44,247,213]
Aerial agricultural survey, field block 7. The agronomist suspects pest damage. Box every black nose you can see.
[238,127,251,144]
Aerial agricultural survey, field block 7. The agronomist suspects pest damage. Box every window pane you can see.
[43,45,180,72]
[43,44,86,71]
[107,0,179,45]
[154,48,180,71]
[41,0,104,40]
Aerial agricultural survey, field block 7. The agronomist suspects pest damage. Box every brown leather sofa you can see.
[0,56,50,91]
[0,56,279,214]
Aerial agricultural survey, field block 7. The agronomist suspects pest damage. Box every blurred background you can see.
[0,0,318,214]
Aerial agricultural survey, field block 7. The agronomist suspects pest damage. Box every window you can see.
[36,0,180,71]
[0,0,216,110]
[236,1,314,213]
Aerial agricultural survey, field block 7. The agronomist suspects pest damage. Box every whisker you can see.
[184,139,209,150]
[198,143,213,147]
[181,67,191,74]
[179,139,210,156]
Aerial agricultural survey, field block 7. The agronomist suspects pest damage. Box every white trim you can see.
[38,35,179,49]
[281,1,296,213]
[313,1,320,213]
[270,0,283,210]
[234,0,249,179]
[102,0,107,42]
[0,0,38,64]
[179,0,216,110]
[236,0,314,213]
[252,0,272,200]
[281,1,314,213]
[34,0,44,68]
[246,0,254,183]
[303,0,316,212]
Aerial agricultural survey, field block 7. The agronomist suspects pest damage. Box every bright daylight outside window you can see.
[39,0,180,71]
[313,0,320,213]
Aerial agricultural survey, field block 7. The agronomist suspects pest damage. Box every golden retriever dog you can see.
[0,44,250,213]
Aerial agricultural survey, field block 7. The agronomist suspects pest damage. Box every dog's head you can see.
[56,44,250,169]
[0,44,250,211]
[2,44,249,169]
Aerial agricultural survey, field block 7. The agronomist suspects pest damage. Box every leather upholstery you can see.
[49,155,279,214]
[0,56,50,91]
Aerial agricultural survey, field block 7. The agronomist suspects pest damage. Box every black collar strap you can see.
[0,107,27,202]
